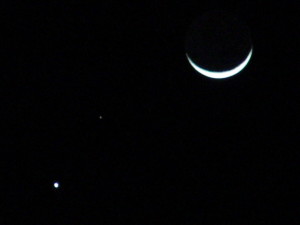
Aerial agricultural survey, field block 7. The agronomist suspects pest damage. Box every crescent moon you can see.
[186,48,253,79]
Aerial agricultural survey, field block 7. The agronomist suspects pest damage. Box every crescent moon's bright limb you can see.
[186,48,253,79]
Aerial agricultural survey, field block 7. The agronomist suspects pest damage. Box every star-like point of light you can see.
[53,182,60,189]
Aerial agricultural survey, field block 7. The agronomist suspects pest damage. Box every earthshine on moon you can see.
[185,10,253,79]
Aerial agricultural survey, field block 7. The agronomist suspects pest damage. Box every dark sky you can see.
[1,1,299,224]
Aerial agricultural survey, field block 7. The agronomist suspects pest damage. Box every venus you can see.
[53,182,60,189]
[185,10,253,79]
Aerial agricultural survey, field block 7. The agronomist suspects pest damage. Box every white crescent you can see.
[186,48,253,79]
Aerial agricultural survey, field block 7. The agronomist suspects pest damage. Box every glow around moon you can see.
[186,48,253,79]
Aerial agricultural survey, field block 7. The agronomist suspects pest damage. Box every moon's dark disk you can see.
[185,10,252,72]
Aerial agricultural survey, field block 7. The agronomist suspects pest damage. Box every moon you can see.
[186,48,253,79]
[185,10,253,79]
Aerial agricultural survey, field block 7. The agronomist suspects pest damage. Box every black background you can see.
[1,1,299,224]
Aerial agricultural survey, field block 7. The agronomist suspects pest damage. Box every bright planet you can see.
[53,182,60,189]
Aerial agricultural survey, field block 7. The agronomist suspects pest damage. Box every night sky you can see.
[1,1,299,224]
